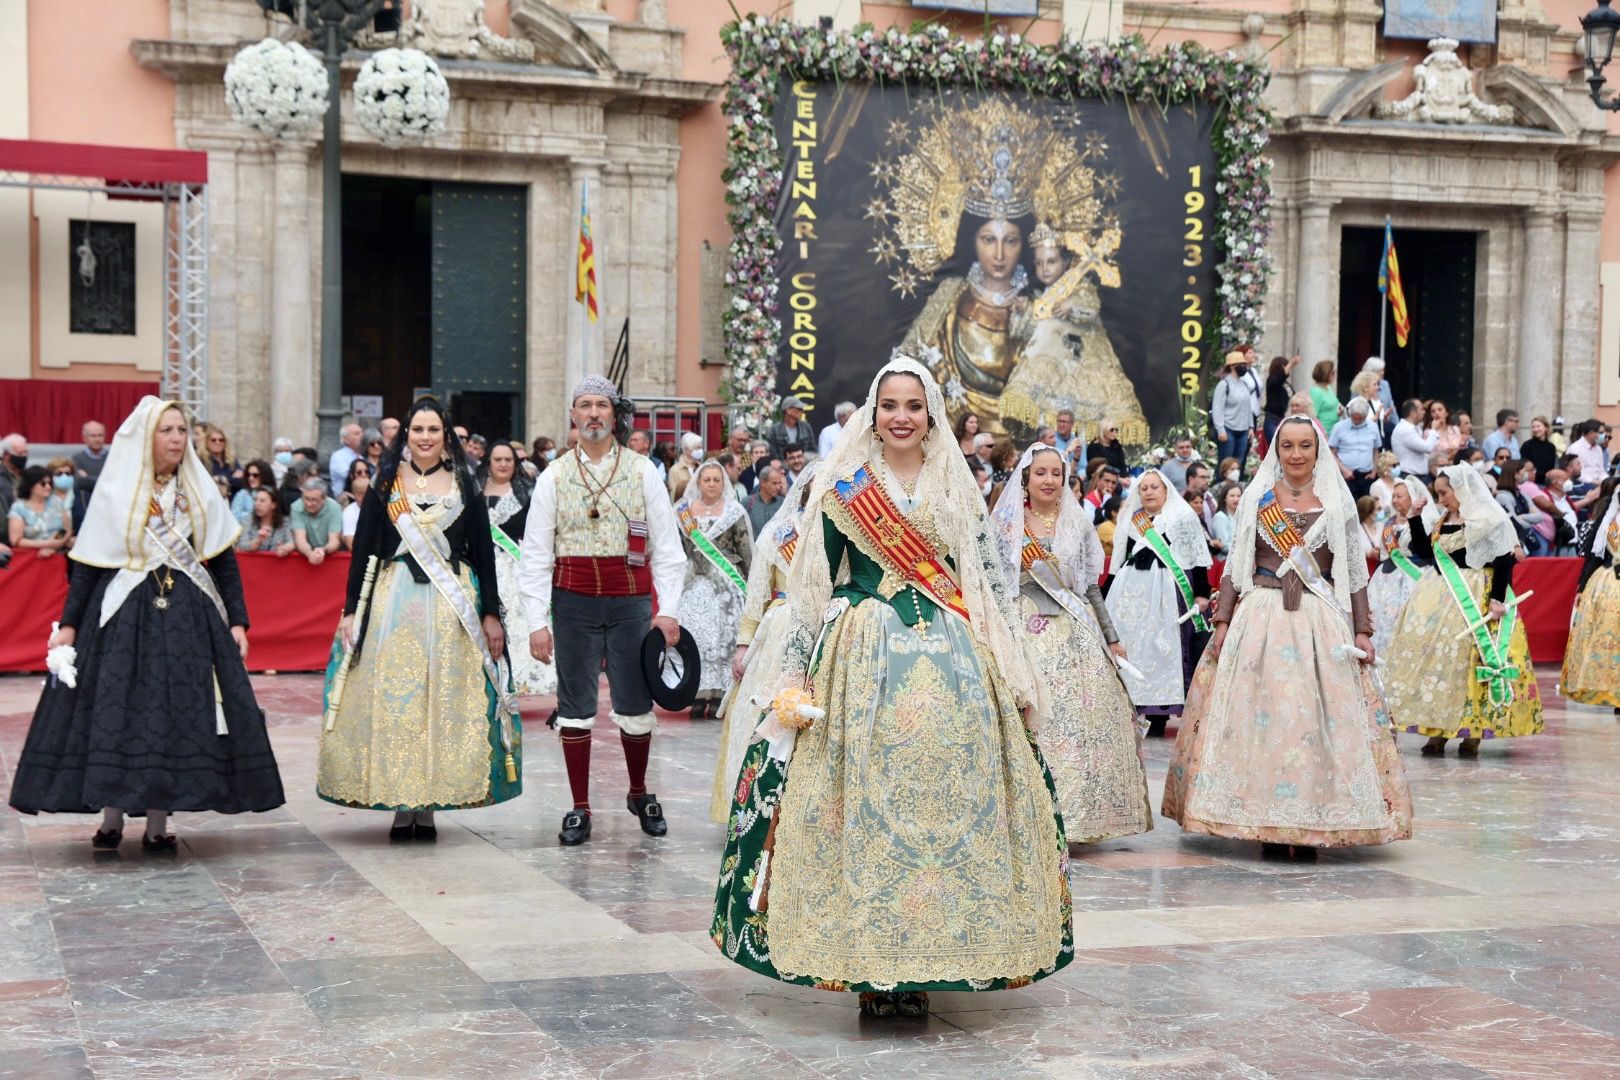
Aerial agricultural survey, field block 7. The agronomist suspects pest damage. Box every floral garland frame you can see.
[720,18,1273,432]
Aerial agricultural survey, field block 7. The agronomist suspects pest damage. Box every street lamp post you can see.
[257,0,389,455]
[1580,0,1620,110]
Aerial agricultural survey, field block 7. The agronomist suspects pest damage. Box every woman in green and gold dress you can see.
[1562,481,1620,709]
[711,356,1072,1018]
[318,398,521,840]
[1383,464,1542,756]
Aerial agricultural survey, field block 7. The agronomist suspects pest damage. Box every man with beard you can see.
[518,375,686,846]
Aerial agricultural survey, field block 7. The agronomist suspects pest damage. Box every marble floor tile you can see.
[3,665,1620,1078]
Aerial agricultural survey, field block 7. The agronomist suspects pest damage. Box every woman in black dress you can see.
[9,398,285,850]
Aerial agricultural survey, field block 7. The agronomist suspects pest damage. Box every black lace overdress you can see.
[8,551,286,815]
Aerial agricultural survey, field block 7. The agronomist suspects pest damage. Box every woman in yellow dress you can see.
[1562,480,1619,708]
[1383,464,1542,756]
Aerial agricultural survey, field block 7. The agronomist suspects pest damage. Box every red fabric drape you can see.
[0,551,348,674]
[0,380,161,444]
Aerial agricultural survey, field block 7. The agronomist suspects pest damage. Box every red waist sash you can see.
[553,556,651,597]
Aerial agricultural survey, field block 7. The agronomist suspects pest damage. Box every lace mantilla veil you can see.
[678,459,746,535]
[1116,468,1213,572]
[782,354,1041,708]
[1223,415,1367,613]
[991,444,1104,595]
[1437,463,1519,566]
[738,462,820,638]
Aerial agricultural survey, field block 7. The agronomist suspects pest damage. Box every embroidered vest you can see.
[554,448,649,559]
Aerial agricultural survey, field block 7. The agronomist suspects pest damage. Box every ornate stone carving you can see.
[358,0,536,62]
[1375,38,1516,125]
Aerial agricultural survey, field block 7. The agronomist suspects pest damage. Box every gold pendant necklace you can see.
[151,566,175,611]
[1031,505,1059,531]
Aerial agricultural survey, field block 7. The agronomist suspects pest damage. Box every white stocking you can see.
[392,811,413,828]
[100,808,124,832]
[144,810,169,838]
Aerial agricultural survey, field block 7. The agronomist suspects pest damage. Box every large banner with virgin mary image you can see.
[772,83,1218,446]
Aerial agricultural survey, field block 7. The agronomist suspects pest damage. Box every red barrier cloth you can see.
[235,552,349,671]
[0,379,161,444]
[0,551,348,674]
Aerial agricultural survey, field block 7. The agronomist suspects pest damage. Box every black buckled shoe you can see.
[389,824,415,842]
[413,824,437,842]
[627,793,667,837]
[91,829,122,850]
[141,834,178,853]
[559,809,592,846]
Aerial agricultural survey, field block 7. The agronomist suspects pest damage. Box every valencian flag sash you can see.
[1379,218,1411,348]
[1020,523,1047,572]
[1431,544,1521,707]
[773,524,799,567]
[1255,491,1346,614]
[676,501,748,595]
[1131,508,1208,632]
[833,465,971,624]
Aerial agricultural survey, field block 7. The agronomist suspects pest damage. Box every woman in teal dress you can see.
[710,356,1072,1018]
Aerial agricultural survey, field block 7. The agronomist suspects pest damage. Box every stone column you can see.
[270,141,316,448]
[1293,201,1335,366]
[1559,209,1602,421]
[563,160,605,433]
[1516,208,1562,421]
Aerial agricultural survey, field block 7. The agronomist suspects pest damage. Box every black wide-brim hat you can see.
[640,626,702,712]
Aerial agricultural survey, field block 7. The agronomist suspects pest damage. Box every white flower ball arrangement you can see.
[224,38,329,139]
[353,48,451,148]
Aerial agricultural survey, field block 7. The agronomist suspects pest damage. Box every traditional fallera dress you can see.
[1367,479,1434,659]
[711,464,818,824]
[1561,497,1620,708]
[711,357,1072,994]
[9,397,285,818]
[1162,486,1412,848]
[1383,466,1543,742]
[993,447,1150,844]
[318,476,522,811]
[1104,470,1213,721]
[486,490,557,696]
[675,464,754,705]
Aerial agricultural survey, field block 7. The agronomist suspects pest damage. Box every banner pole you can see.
[1379,214,1389,362]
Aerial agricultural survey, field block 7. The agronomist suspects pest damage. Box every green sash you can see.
[1432,545,1520,707]
[1131,510,1209,632]
[1387,549,1423,583]
[490,524,521,562]
[677,502,748,596]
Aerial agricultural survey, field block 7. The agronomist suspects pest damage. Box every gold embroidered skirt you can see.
[758,598,1070,989]
[1562,567,1620,708]
[317,560,521,811]
[1383,566,1543,741]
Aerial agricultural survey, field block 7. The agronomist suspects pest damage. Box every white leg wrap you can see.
[555,714,596,731]
[612,711,657,736]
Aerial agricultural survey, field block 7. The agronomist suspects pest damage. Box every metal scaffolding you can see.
[0,139,210,418]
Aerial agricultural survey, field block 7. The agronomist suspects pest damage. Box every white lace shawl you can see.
[1224,415,1366,612]
[783,355,1040,708]
[738,462,820,636]
[1438,463,1519,566]
[991,445,1104,594]
[1116,468,1212,571]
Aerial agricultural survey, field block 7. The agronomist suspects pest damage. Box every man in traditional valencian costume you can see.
[518,375,686,845]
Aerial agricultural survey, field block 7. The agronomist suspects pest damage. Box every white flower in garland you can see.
[224,38,328,139]
[353,48,451,148]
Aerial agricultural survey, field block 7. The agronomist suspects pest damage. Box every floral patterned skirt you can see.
[1562,567,1620,708]
[1383,566,1543,740]
[710,599,794,824]
[1018,592,1152,844]
[1162,588,1412,847]
[710,597,1073,992]
[680,569,744,698]
[1367,560,1426,660]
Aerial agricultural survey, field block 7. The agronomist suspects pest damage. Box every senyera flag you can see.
[576,182,598,324]
[1378,217,1411,348]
